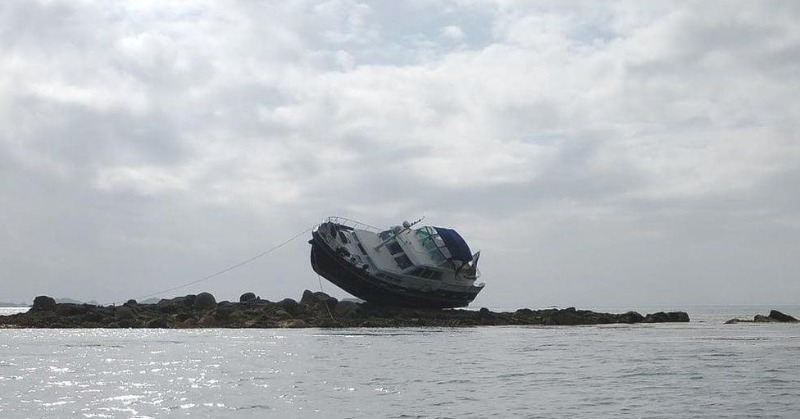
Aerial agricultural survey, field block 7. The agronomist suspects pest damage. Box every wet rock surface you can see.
[725,310,799,324]
[0,291,691,329]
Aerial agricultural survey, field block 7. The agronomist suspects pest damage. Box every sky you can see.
[1,0,799,309]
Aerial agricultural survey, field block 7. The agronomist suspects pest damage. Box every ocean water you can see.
[0,307,798,418]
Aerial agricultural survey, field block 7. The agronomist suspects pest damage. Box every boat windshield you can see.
[416,227,452,264]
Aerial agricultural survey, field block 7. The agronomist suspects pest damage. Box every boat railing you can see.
[326,216,381,232]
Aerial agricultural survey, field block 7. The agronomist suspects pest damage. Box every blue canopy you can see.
[433,227,473,263]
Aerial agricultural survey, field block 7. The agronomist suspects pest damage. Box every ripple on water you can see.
[0,323,798,417]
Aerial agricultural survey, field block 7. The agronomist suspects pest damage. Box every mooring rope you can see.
[311,244,337,323]
[118,225,316,304]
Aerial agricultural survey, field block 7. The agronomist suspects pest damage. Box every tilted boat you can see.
[309,217,484,308]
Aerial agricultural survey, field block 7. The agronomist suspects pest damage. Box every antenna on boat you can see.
[405,216,425,229]
[375,216,425,251]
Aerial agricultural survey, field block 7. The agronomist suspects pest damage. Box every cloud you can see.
[441,25,465,40]
[1,0,798,307]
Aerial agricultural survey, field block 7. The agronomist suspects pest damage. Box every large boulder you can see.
[193,292,217,311]
[239,292,257,303]
[300,290,338,311]
[278,298,300,314]
[31,296,57,312]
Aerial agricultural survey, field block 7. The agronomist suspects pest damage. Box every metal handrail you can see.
[326,216,381,232]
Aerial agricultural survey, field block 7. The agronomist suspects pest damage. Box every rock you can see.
[125,299,138,306]
[667,311,690,322]
[147,318,169,328]
[768,310,798,322]
[158,295,195,313]
[278,298,300,314]
[31,296,57,312]
[177,318,197,328]
[197,315,216,327]
[0,291,694,329]
[174,312,193,322]
[547,307,579,325]
[194,292,217,311]
[644,312,667,323]
[214,304,234,321]
[156,298,178,313]
[515,308,534,316]
[300,290,338,311]
[619,311,645,324]
[334,301,360,317]
[271,309,293,320]
[114,306,135,321]
[644,311,690,323]
[278,319,308,328]
[726,310,797,324]
[56,304,87,317]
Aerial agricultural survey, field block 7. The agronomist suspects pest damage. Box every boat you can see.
[309,216,485,308]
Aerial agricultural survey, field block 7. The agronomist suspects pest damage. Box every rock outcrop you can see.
[31,296,57,312]
[725,310,799,324]
[767,310,798,322]
[0,291,692,329]
[644,311,691,323]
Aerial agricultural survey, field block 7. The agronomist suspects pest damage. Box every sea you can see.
[1,306,798,418]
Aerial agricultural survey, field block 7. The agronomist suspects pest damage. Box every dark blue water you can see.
[1,307,798,418]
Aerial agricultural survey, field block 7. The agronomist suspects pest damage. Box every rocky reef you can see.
[0,291,690,329]
[725,310,799,324]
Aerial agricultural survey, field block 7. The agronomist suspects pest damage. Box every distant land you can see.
[2,298,106,307]
[0,302,30,307]
[55,298,100,305]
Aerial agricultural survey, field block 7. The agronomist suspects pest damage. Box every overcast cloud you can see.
[1,0,798,308]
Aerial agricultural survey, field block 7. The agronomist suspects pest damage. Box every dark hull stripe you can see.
[310,231,481,309]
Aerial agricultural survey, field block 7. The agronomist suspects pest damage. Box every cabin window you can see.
[356,243,367,254]
[409,267,443,280]
[387,241,403,255]
[338,231,349,244]
[394,254,413,269]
